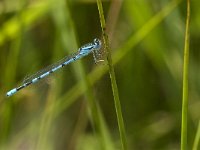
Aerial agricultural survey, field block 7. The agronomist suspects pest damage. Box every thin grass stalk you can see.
[96,0,127,149]
[181,0,190,149]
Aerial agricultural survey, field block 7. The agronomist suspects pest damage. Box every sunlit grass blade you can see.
[0,1,51,45]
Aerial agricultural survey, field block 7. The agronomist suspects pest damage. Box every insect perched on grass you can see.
[6,38,102,97]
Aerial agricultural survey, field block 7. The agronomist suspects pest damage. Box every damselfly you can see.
[6,38,102,97]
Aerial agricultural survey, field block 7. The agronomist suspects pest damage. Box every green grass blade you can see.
[181,0,190,149]
[96,0,127,149]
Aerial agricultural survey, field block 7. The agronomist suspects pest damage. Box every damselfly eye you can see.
[93,38,100,45]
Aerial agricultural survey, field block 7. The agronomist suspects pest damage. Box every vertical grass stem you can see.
[181,0,190,149]
[96,0,127,149]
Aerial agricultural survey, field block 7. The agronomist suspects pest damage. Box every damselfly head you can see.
[93,38,101,50]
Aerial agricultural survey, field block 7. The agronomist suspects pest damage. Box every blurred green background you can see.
[0,0,199,149]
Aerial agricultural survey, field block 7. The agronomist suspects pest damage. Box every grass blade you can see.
[181,0,190,149]
[96,0,127,149]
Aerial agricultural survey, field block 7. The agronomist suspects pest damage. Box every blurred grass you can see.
[0,0,200,149]
[192,120,200,150]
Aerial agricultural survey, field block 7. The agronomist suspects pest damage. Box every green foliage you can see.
[0,0,199,149]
